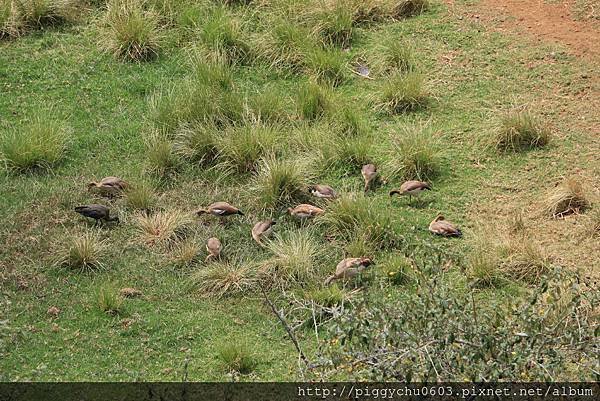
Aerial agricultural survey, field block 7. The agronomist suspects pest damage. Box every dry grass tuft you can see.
[544,178,589,218]
[494,110,550,152]
[55,233,107,273]
[193,260,257,298]
[134,209,192,247]
[498,237,552,283]
[251,156,310,210]
[389,0,429,19]
[124,180,157,211]
[170,239,201,267]
[1,0,80,38]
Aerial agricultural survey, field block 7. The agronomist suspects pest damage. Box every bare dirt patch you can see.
[446,0,600,59]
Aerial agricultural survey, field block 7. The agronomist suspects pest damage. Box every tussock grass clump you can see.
[134,209,192,247]
[319,194,397,248]
[247,87,291,124]
[331,103,369,136]
[306,0,354,47]
[173,122,219,164]
[216,342,257,374]
[584,207,600,236]
[101,0,164,61]
[384,123,441,181]
[390,0,429,19]
[494,110,550,152]
[251,157,310,209]
[372,38,415,74]
[376,71,428,113]
[544,178,589,218]
[217,125,279,173]
[255,19,310,72]
[317,134,374,174]
[170,239,200,267]
[97,285,123,315]
[498,238,552,284]
[261,231,322,289]
[193,260,256,298]
[190,50,235,90]
[124,180,157,211]
[297,82,333,121]
[56,233,107,273]
[199,6,250,64]
[466,233,503,287]
[1,0,80,38]
[1,116,68,172]
[145,131,179,175]
[305,46,347,87]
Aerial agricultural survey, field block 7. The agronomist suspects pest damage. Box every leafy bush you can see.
[1,115,68,172]
[316,267,599,381]
[101,0,164,61]
[494,110,550,152]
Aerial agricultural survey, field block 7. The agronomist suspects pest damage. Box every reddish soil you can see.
[445,0,600,59]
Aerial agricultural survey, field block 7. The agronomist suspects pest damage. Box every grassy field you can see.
[1,0,598,381]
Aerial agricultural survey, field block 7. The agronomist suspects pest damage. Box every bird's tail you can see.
[455,229,463,237]
[323,275,335,286]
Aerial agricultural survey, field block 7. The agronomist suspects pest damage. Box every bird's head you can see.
[434,214,445,222]
[359,257,373,267]
[286,207,293,215]
[87,182,98,190]
[196,209,207,216]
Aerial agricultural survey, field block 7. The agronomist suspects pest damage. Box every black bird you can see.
[74,204,119,226]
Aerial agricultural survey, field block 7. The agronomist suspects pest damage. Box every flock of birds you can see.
[75,163,462,286]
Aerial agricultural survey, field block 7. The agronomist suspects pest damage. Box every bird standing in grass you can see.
[252,219,276,246]
[74,204,119,226]
[324,257,373,285]
[287,204,324,219]
[205,237,221,262]
[390,180,431,204]
[310,184,337,199]
[196,202,244,224]
[429,215,462,237]
[361,164,378,192]
[87,176,128,197]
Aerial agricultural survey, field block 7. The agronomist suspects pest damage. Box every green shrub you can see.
[494,110,550,152]
[101,0,164,61]
[1,115,68,172]
[302,285,346,307]
[378,253,414,285]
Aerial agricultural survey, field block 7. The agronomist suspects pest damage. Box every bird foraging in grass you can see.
[74,204,119,226]
[205,237,221,262]
[429,215,462,237]
[87,176,128,197]
[324,257,373,285]
[361,164,378,192]
[252,219,276,246]
[287,204,324,219]
[310,184,337,199]
[390,180,431,204]
[196,202,244,224]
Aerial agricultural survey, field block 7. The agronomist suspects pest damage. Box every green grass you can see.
[1,0,597,381]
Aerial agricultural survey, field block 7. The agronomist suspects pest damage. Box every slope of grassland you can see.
[1,0,598,381]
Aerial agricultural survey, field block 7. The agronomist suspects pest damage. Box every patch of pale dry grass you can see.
[545,178,589,218]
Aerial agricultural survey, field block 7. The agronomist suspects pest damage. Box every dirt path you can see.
[445,0,600,59]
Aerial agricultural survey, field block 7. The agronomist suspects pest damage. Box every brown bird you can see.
[287,204,324,219]
[120,288,142,298]
[310,184,337,199]
[361,164,378,192]
[429,215,462,237]
[47,306,61,318]
[390,180,431,204]
[74,204,119,226]
[205,237,222,262]
[87,176,128,197]
[324,257,373,285]
[196,202,244,218]
[252,219,276,246]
